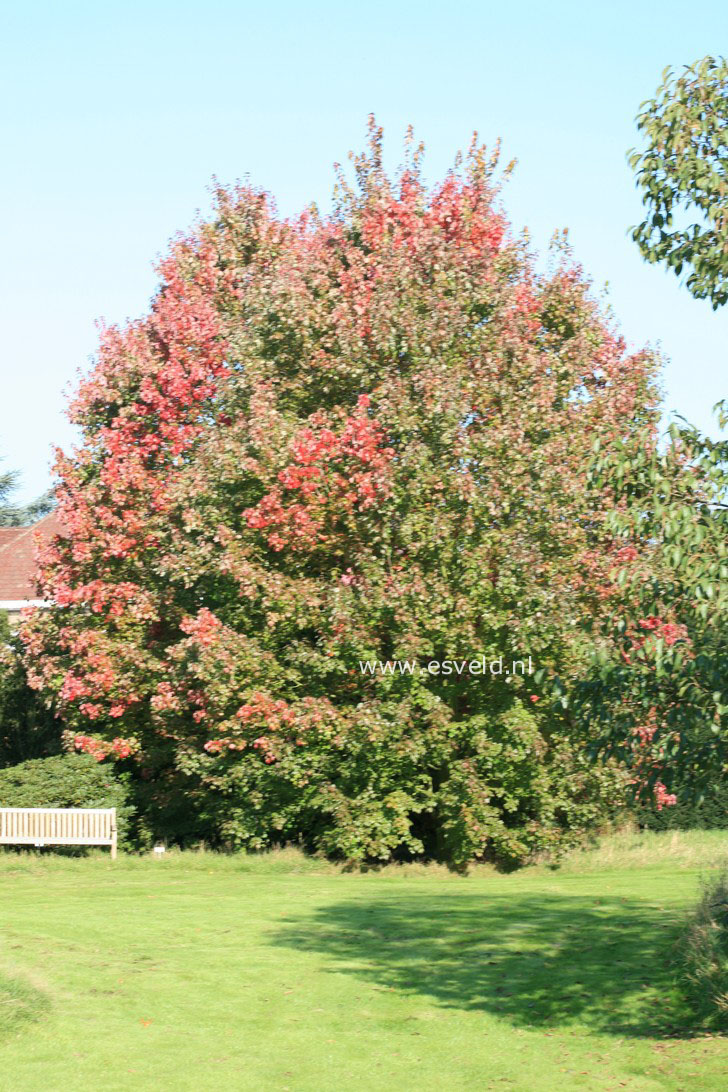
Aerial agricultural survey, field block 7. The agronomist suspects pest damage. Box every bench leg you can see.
[111,832,117,860]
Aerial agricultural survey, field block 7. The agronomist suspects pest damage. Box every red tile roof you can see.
[0,512,65,602]
[0,528,23,549]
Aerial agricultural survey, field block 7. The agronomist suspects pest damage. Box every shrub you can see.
[680,870,728,1030]
[0,753,133,847]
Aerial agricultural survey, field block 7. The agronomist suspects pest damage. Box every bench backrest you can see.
[0,807,117,853]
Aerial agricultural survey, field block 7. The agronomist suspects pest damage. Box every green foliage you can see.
[142,702,625,869]
[680,870,728,1030]
[0,463,18,525]
[0,615,62,768]
[637,779,728,831]
[0,454,55,526]
[576,404,728,803]
[630,56,728,307]
[16,488,56,525]
[421,713,626,870]
[0,752,133,844]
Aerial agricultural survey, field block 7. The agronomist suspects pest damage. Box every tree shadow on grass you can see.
[271,892,698,1038]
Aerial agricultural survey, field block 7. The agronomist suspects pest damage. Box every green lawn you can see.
[1,832,727,1091]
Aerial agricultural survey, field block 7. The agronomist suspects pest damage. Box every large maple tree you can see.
[23,125,658,862]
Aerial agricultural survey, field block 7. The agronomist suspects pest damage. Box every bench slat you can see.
[0,808,117,858]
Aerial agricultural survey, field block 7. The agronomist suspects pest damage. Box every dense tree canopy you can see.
[575,407,728,805]
[23,126,659,863]
[630,56,728,307]
[624,59,728,805]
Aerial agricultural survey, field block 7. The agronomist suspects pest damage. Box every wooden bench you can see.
[0,807,117,858]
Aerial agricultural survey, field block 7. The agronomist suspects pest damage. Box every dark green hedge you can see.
[637,781,728,832]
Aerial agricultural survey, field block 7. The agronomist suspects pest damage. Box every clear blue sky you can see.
[2,0,726,503]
